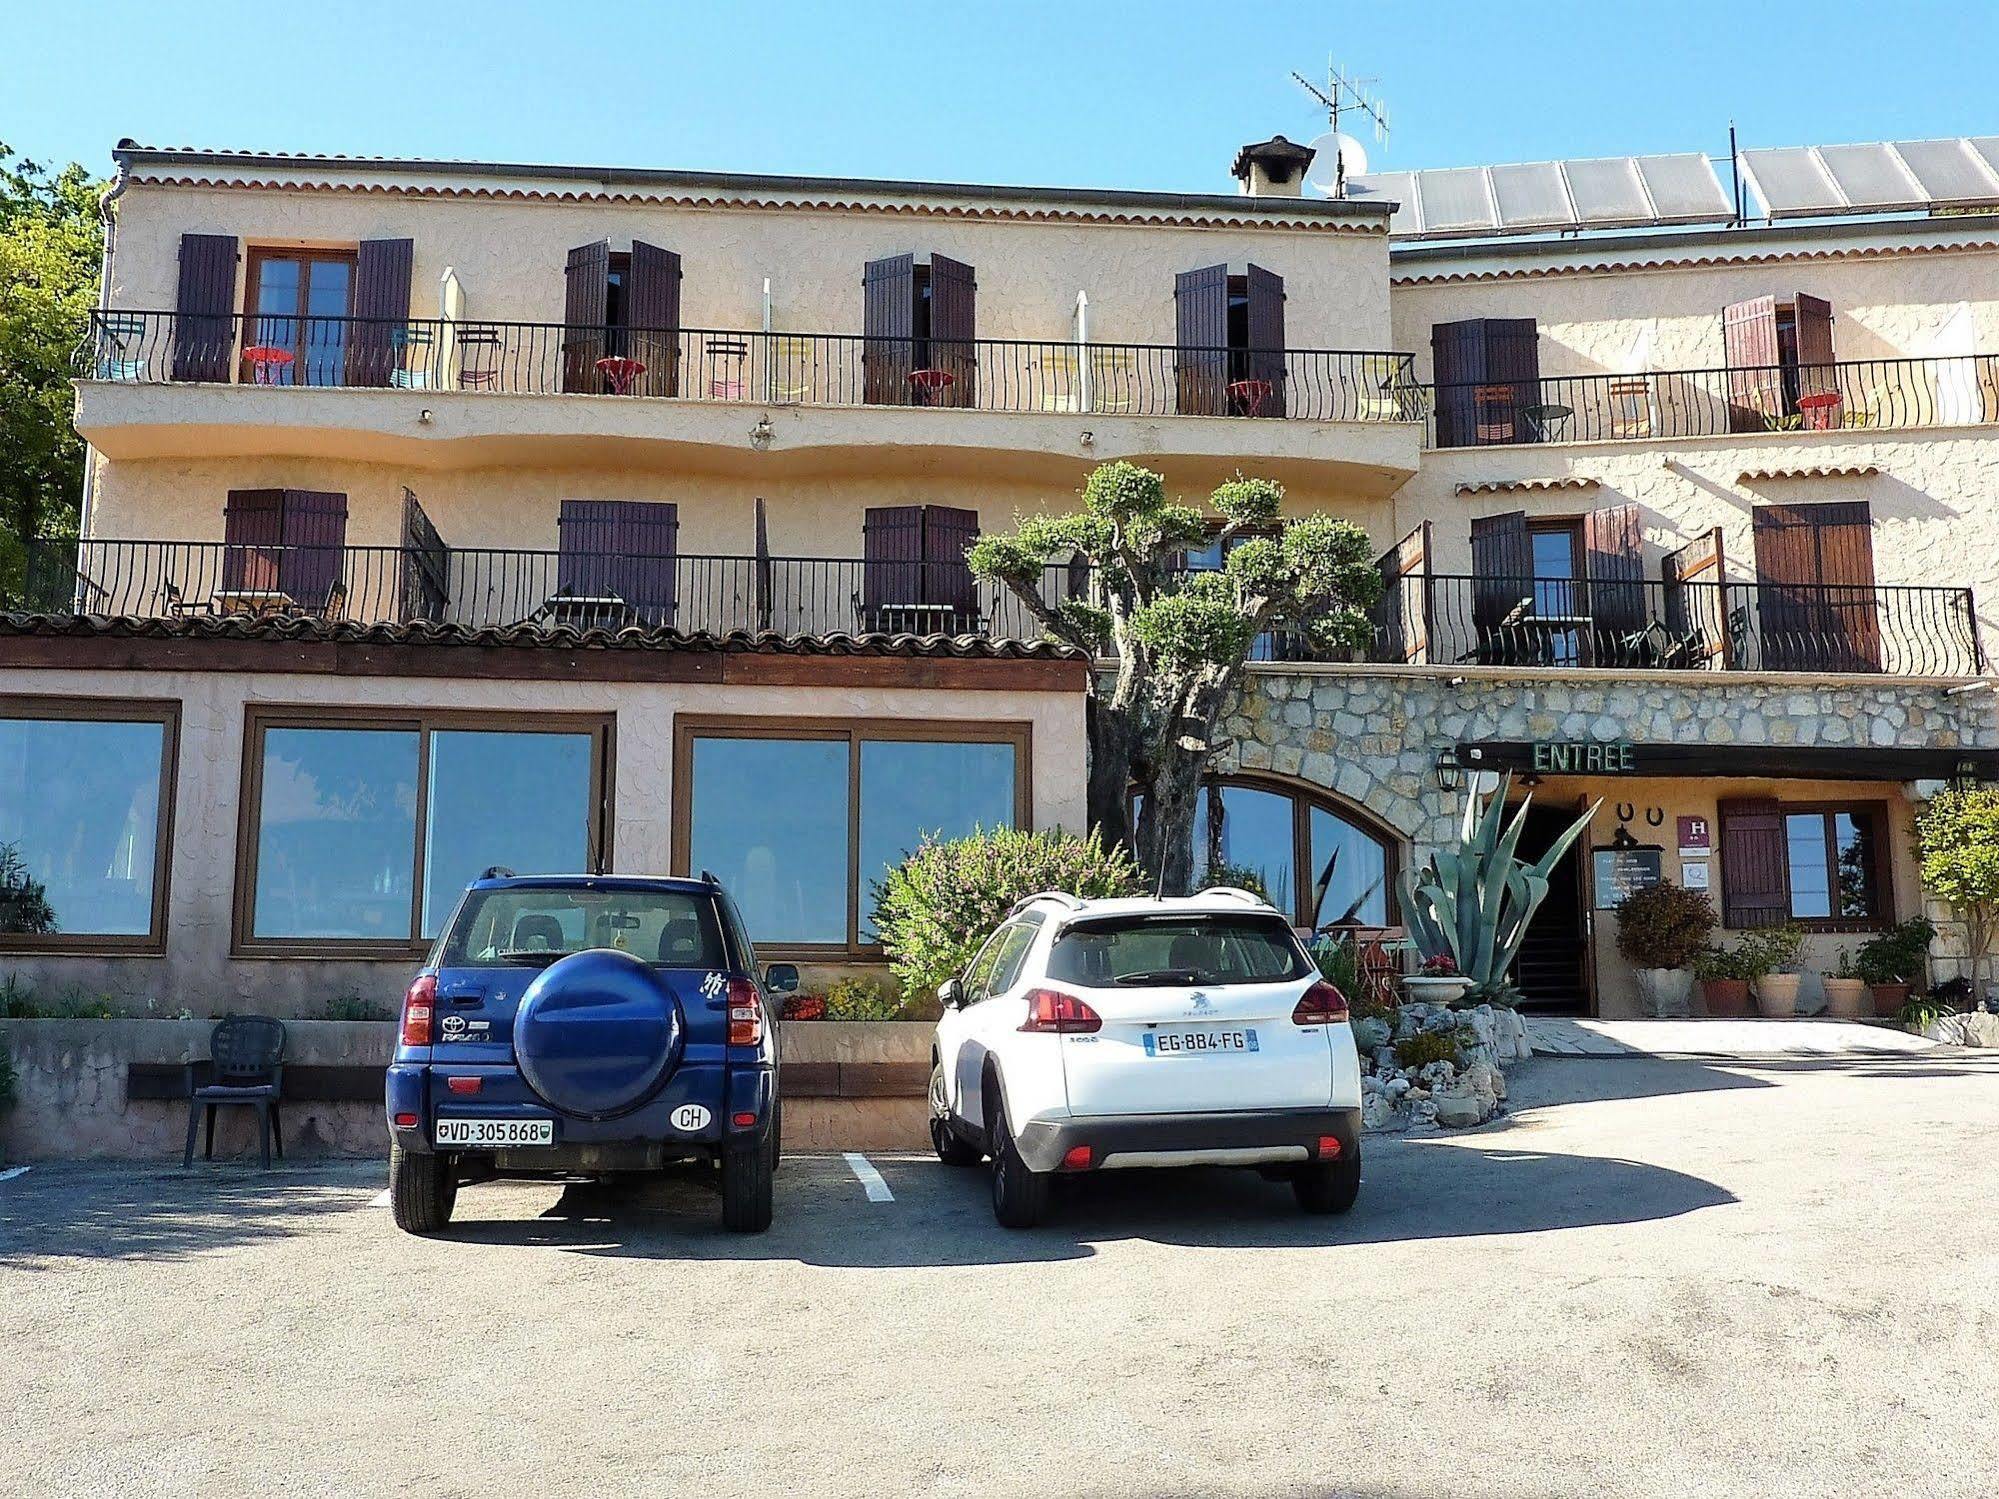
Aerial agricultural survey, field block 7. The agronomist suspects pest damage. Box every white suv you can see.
[929,888,1363,1228]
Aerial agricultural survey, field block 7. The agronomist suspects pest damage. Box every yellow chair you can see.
[769,335,819,404]
[1354,353,1418,421]
[1089,348,1139,415]
[1607,376,1654,438]
[1036,347,1084,412]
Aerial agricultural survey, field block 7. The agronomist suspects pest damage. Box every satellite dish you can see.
[1305,131,1368,196]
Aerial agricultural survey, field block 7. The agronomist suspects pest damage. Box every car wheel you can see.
[987,1091,1050,1230]
[389,1140,456,1235]
[721,1126,775,1234]
[1293,1155,1361,1215]
[929,1062,983,1167]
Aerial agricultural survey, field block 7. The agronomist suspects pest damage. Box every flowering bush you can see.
[1417,953,1459,978]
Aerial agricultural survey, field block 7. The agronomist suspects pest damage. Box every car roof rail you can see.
[479,865,516,880]
[1196,885,1269,907]
[1007,889,1085,917]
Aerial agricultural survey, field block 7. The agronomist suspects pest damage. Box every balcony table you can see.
[210,589,297,618]
[1797,390,1844,430]
[870,601,974,635]
[1227,378,1276,417]
[1523,402,1574,442]
[242,346,295,385]
[531,593,639,630]
[594,356,647,395]
[907,367,956,406]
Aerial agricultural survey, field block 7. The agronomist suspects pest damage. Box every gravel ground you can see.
[6,1051,1999,1499]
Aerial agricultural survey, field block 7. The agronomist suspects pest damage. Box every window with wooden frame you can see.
[242,247,357,387]
[0,698,178,952]
[1717,796,1889,930]
[236,708,613,955]
[671,717,1030,955]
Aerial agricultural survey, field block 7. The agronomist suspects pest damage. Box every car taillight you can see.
[1292,980,1349,1026]
[1019,988,1101,1034]
[727,976,764,1047]
[400,974,436,1046]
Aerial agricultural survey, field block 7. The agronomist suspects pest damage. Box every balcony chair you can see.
[770,335,820,403]
[182,1015,287,1170]
[391,325,435,389]
[1035,347,1085,412]
[1087,348,1139,415]
[706,336,751,401]
[1607,376,1654,438]
[1353,354,1418,421]
[455,324,503,390]
[94,313,148,381]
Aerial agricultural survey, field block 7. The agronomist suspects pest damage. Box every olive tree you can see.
[967,461,1380,894]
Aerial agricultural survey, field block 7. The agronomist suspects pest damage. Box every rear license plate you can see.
[435,1118,554,1148]
[1143,1028,1258,1057]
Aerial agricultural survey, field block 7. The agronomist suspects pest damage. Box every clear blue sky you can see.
[8,0,1996,189]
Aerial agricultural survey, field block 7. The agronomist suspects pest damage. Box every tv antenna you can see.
[1292,60,1390,147]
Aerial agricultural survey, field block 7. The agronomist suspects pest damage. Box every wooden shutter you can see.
[627,241,682,397]
[862,254,916,405]
[347,237,413,387]
[399,489,450,623]
[1174,264,1229,416]
[1584,503,1646,643]
[172,233,238,382]
[1429,319,1483,448]
[1374,521,1432,664]
[1244,263,1287,417]
[921,505,981,623]
[1718,797,1789,929]
[863,504,925,625]
[1752,501,1880,672]
[558,500,678,626]
[1792,292,1836,404]
[1663,526,1728,665]
[929,254,977,408]
[1723,296,1782,432]
[1470,511,1532,635]
[1486,319,1542,444]
[561,241,611,393]
[222,489,285,593]
[278,491,349,610]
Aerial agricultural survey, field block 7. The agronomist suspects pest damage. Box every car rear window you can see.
[439,888,729,969]
[1045,913,1310,987]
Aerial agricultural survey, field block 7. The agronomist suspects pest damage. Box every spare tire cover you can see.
[513,948,683,1119]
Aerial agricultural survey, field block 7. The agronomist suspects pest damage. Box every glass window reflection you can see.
[690,737,850,946]
[1310,804,1390,926]
[253,728,419,939]
[859,741,1016,939]
[0,717,165,937]
[421,730,594,936]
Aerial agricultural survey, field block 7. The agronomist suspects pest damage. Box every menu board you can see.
[1593,846,1664,910]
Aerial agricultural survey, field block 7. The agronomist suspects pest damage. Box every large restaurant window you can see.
[0,701,177,948]
[674,719,1028,953]
[239,710,609,951]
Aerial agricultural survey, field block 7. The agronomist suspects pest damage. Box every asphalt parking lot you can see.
[7,1051,1999,1499]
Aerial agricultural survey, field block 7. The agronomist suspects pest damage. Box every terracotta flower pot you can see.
[1700,977,1751,1016]
[1755,972,1803,1018]
[1870,981,1912,1017]
[1822,977,1869,1019]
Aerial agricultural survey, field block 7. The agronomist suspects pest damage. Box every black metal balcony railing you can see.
[79,310,1422,424]
[1425,354,1999,447]
[12,542,1983,677]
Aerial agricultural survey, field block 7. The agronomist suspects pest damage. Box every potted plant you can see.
[1693,943,1755,1017]
[1822,948,1870,1020]
[1748,925,1807,1017]
[1856,916,1939,1016]
[1403,952,1471,1007]
[1613,882,1717,1017]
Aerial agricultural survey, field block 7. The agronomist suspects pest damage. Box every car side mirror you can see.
[764,963,800,994]
[937,977,963,1010]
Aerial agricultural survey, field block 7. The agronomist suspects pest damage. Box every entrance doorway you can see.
[1511,801,1590,1012]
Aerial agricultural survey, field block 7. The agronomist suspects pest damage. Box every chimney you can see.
[1231,135,1317,198]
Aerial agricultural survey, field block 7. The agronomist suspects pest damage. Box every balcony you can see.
[72,311,1423,491]
[1423,354,1999,448]
[13,542,1982,677]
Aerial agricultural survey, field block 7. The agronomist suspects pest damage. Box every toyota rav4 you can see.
[384,872,788,1236]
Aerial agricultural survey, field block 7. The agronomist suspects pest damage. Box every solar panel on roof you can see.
[1635,153,1735,221]
[1891,139,1999,204]
[1816,142,1924,212]
[1344,170,1418,234]
[1562,157,1653,225]
[1488,161,1572,229]
[1416,167,1496,233]
[1966,138,1999,190]
[1740,147,1845,217]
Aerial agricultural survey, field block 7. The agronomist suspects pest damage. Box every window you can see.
[243,248,356,386]
[0,701,176,948]
[1528,520,1584,665]
[239,711,609,952]
[1718,797,1887,930]
[1047,913,1311,987]
[438,886,726,969]
[1784,808,1884,923]
[674,718,1028,953]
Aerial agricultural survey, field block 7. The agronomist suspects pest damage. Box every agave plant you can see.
[1399,776,1598,1005]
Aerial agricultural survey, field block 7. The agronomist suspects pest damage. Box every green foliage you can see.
[1897,993,1956,1031]
[1,144,103,590]
[823,975,903,1021]
[1854,916,1939,988]
[1401,779,1599,999]
[1828,947,1862,981]
[1393,1029,1464,1070]
[1693,943,1760,983]
[872,826,1144,1003]
[0,841,55,935]
[1613,882,1717,970]
[0,974,121,1019]
[1737,923,1808,978]
[0,1041,15,1111]
[317,995,393,1022]
[1203,862,1271,902]
[1918,788,1999,911]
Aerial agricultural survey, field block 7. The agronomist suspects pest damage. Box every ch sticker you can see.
[700,971,727,1000]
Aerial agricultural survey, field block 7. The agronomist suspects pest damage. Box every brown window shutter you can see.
[1584,502,1647,637]
[562,241,611,393]
[1753,501,1880,671]
[347,238,414,387]
[1486,318,1542,444]
[1722,295,1781,431]
[627,241,682,397]
[1663,526,1728,665]
[278,491,349,610]
[1718,797,1789,929]
[173,233,238,382]
[862,254,916,405]
[399,490,449,623]
[223,489,284,593]
[928,254,977,408]
[1174,264,1229,416]
[920,505,981,622]
[1470,511,1531,634]
[1244,264,1287,417]
[1429,319,1484,447]
[862,504,925,626]
[558,500,678,625]
[1792,292,1836,403]
[1374,520,1432,663]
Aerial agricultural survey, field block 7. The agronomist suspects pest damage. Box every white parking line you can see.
[0,1166,30,1183]
[843,1152,894,1202]
[369,1189,391,1207]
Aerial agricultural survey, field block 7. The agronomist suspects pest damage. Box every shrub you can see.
[0,841,55,936]
[872,826,1144,1004]
[317,995,393,1022]
[1693,944,1760,983]
[1855,916,1939,989]
[0,977,121,1019]
[1739,923,1808,977]
[1417,952,1459,978]
[1393,1028,1464,1070]
[823,975,902,1022]
[1204,862,1271,902]
[1613,883,1716,970]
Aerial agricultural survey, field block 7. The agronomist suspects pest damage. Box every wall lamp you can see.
[1433,746,1463,793]
[750,416,774,450]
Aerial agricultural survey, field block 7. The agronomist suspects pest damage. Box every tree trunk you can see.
[1132,739,1206,896]
[1085,698,1133,854]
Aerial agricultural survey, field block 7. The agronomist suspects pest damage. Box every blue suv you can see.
[384,873,792,1235]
